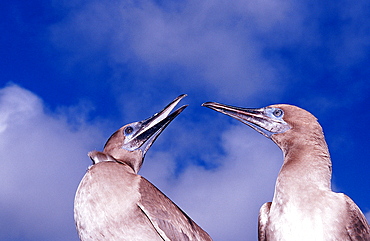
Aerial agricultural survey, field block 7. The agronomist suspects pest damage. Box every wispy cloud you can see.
[50,0,370,111]
[50,0,303,103]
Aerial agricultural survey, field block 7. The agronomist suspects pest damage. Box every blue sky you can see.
[1,0,369,240]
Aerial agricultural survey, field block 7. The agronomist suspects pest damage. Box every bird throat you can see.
[276,139,332,197]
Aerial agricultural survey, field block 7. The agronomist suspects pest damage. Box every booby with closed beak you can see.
[202,102,370,241]
[74,95,212,241]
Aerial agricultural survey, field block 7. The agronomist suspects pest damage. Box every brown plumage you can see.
[203,102,370,241]
[74,95,212,241]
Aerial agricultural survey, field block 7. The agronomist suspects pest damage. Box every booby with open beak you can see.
[202,102,370,241]
[74,95,212,241]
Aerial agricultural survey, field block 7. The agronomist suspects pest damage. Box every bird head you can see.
[202,102,322,152]
[96,94,188,173]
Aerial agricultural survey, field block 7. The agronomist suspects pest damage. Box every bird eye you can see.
[273,109,283,117]
[124,126,134,135]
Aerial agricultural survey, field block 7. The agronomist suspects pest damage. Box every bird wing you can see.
[137,177,212,241]
[343,194,370,240]
[258,202,272,241]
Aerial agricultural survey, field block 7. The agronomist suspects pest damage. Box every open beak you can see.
[123,94,188,155]
[202,101,290,138]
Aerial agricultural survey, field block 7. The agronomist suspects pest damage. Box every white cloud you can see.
[0,84,104,240]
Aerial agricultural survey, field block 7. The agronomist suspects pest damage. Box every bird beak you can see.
[202,102,290,138]
[123,94,188,156]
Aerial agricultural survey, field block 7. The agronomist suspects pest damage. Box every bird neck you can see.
[115,157,142,174]
[275,133,332,197]
[107,148,143,174]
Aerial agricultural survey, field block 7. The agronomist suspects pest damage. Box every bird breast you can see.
[267,191,349,241]
[74,162,163,240]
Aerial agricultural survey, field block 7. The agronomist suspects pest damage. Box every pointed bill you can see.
[202,101,290,138]
[122,95,188,155]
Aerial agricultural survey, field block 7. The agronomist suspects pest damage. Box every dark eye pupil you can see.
[124,126,134,135]
[274,109,283,117]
